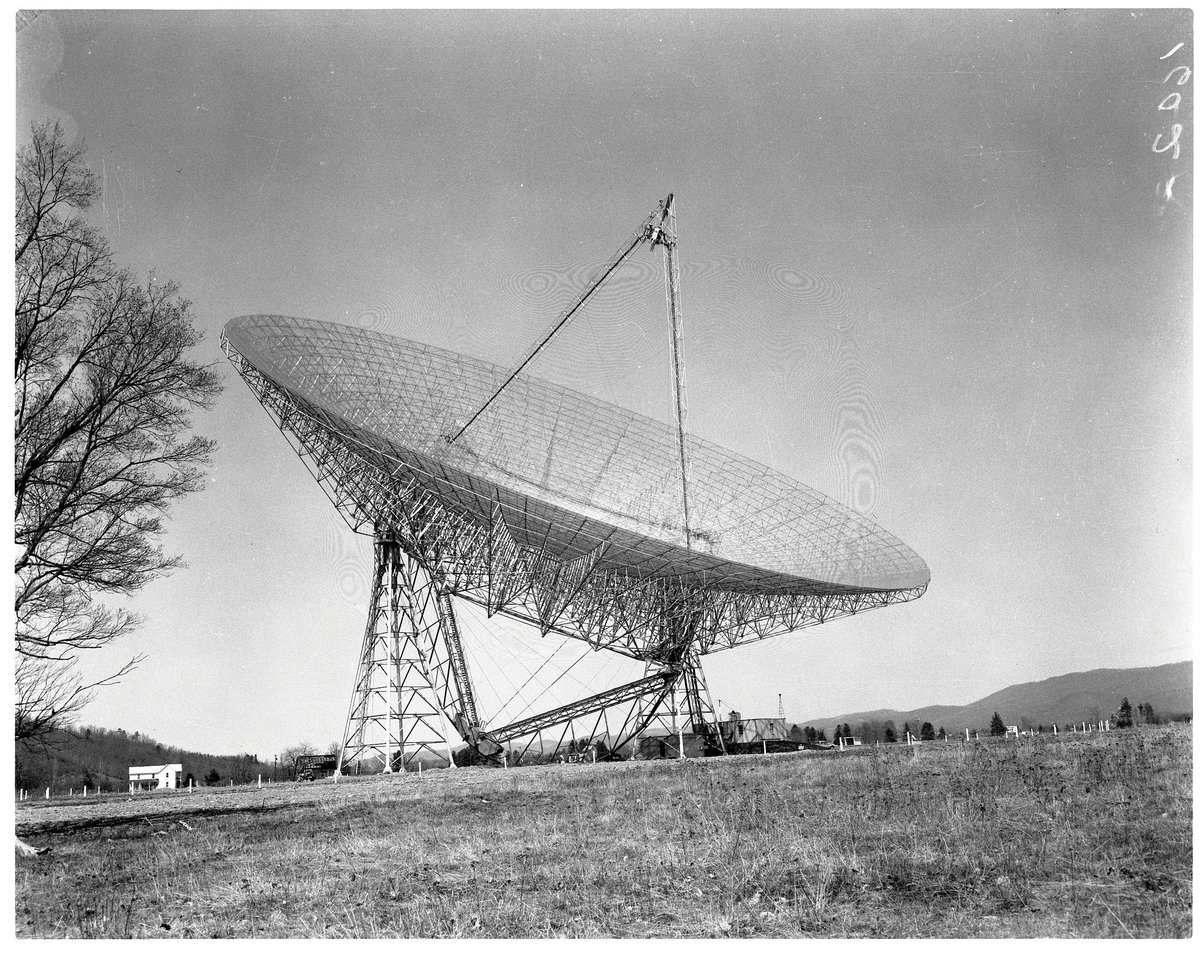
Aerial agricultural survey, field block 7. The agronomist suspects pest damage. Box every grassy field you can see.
[14,725,1192,938]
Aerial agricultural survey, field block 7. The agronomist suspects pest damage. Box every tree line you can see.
[15,724,275,793]
[800,694,1186,747]
[15,725,351,792]
[793,719,947,745]
[984,697,1181,737]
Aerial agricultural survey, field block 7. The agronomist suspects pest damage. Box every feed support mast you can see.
[648,194,692,550]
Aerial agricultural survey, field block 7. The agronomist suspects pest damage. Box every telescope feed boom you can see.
[445,197,671,446]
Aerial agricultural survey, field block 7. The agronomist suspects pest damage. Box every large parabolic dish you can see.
[222,198,929,770]
[225,314,928,603]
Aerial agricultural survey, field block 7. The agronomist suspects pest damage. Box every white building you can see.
[129,763,183,791]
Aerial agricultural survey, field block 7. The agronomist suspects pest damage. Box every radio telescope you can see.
[222,196,929,771]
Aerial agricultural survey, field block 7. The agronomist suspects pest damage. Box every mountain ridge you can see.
[795,660,1192,737]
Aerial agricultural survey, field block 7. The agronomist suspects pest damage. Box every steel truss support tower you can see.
[627,644,725,757]
[338,534,461,774]
[337,535,726,770]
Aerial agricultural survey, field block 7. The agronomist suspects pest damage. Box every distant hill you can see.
[796,661,1192,739]
[15,725,277,793]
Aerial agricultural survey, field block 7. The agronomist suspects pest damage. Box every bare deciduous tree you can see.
[14,121,220,744]
[280,742,317,780]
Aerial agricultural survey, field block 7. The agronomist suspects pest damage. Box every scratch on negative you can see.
[937,268,1017,317]
[259,137,283,195]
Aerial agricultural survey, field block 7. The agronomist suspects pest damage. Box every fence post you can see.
[592,747,597,764]
[45,787,50,799]
[84,785,88,797]
[763,740,768,756]
[502,755,508,769]
[189,781,193,794]
[418,762,423,777]
[678,728,684,760]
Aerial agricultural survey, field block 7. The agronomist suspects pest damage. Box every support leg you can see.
[340,534,468,773]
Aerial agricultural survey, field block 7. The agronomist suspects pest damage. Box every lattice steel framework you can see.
[222,201,929,767]
[223,323,927,764]
[339,535,460,772]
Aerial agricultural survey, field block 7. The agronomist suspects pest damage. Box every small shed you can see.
[129,763,183,791]
[634,730,705,759]
[719,716,792,744]
[295,754,338,780]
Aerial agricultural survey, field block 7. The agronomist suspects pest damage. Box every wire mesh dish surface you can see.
[223,314,929,596]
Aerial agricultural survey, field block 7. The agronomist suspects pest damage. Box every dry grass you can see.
[15,725,1192,938]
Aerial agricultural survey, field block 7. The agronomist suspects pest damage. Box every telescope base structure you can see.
[338,537,460,774]
[625,649,725,758]
[338,534,728,773]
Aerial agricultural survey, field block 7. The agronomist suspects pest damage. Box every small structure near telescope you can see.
[128,763,183,791]
[714,710,802,754]
[634,729,706,760]
[294,754,339,781]
[223,196,929,773]
[720,712,793,745]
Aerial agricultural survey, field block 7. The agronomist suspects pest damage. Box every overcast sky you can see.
[15,9,1192,756]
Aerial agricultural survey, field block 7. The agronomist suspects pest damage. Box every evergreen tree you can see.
[989,712,1006,736]
[884,726,896,744]
[1117,698,1134,728]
